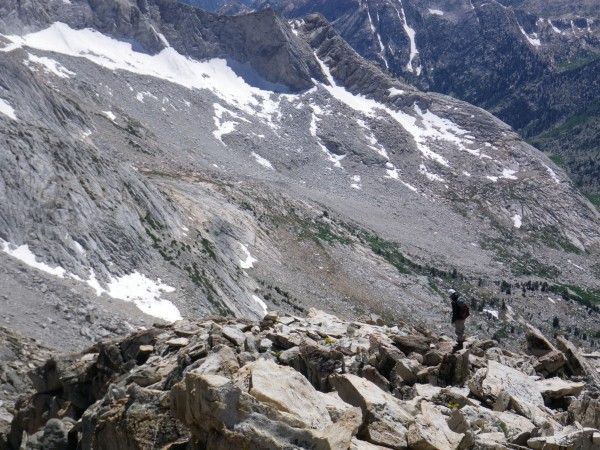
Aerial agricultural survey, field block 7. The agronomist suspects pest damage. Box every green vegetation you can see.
[360,233,413,275]
[257,280,306,314]
[556,53,600,73]
[584,193,600,210]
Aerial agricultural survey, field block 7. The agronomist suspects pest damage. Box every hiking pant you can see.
[453,320,465,342]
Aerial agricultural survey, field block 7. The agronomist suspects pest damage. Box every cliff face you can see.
[2,310,600,449]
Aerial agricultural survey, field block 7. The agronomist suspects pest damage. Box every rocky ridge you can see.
[249,0,600,197]
[2,309,600,449]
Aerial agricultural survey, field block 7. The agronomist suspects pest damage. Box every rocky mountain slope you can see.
[1,309,600,449]
[0,0,599,354]
[241,0,600,199]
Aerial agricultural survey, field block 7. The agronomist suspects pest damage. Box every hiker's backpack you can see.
[457,296,470,320]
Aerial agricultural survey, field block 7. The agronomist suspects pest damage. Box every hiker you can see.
[448,289,470,345]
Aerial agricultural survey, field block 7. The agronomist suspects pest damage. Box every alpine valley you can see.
[0,0,600,447]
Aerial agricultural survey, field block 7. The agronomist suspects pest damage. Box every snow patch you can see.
[486,175,498,182]
[318,142,345,168]
[512,214,522,228]
[1,239,67,277]
[102,110,116,121]
[26,53,74,78]
[0,98,17,121]
[239,244,257,269]
[547,297,556,304]
[252,295,268,316]
[393,1,420,74]
[428,9,444,15]
[251,152,274,170]
[388,87,405,97]
[483,308,499,320]
[518,23,541,46]
[1,22,285,127]
[502,168,518,180]
[104,272,180,322]
[548,20,563,34]
[419,164,444,182]
[1,239,179,321]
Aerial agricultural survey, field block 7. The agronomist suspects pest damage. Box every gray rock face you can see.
[0,0,598,354]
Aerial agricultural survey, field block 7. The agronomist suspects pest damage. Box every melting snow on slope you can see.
[356,118,389,160]
[1,239,67,277]
[318,142,345,168]
[104,272,180,322]
[548,20,563,34]
[0,238,180,321]
[1,22,282,123]
[251,152,274,170]
[26,53,75,78]
[419,164,444,182]
[0,98,17,121]
[314,56,461,169]
[239,244,257,269]
[512,214,522,228]
[213,103,249,144]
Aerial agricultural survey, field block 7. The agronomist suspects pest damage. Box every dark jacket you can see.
[450,293,462,323]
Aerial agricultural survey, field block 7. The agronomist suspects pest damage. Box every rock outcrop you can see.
[2,309,599,449]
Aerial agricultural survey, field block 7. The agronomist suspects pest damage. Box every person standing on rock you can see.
[448,289,469,348]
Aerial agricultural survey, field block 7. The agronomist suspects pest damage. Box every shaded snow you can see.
[518,24,541,46]
[392,1,420,74]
